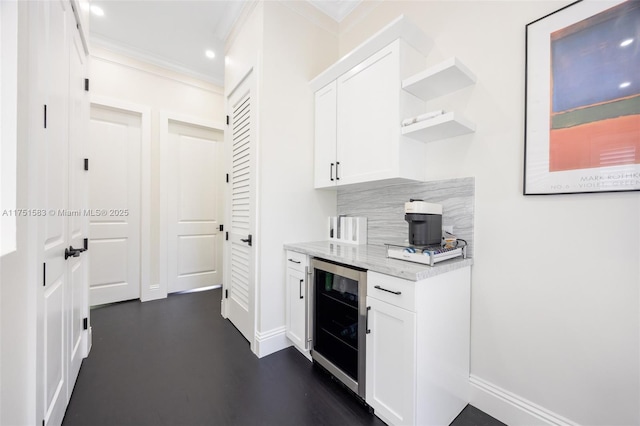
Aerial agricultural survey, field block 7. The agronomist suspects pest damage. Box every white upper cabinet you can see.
[314,82,337,188]
[313,38,427,189]
[311,17,477,189]
[336,41,420,186]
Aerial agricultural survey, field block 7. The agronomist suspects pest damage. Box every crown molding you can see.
[90,44,224,95]
[216,0,246,41]
[91,34,224,87]
[225,0,261,53]
[307,0,362,23]
[278,0,340,36]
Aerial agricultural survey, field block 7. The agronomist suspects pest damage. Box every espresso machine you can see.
[404,199,442,246]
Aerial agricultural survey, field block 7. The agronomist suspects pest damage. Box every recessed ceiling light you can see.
[205,50,215,59]
[90,5,104,16]
[619,81,631,89]
[620,38,634,47]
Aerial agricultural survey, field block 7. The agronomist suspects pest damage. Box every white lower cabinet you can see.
[366,267,471,426]
[366,297,417,425]
[285,251,309,355]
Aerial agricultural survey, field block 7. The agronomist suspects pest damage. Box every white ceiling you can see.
[90,0,362,86]
[90,0,246,85]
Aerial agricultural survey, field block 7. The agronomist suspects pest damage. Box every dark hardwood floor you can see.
[63,288,505,426]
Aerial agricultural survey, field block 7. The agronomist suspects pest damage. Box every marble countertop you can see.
[283,241,473,281]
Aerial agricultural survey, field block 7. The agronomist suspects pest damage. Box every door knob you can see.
[240,234,252,247]
[65,246,86,260]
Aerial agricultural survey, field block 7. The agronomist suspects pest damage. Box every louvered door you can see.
[225,70,256,343]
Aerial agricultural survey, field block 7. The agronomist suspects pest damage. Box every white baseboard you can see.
[254,326,290,358]
[470,375,578,426]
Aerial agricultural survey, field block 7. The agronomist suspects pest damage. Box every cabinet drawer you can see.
[367,271,416,312]
[286,250,308,272]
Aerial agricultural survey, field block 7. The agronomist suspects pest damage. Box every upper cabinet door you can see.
[312,38,427,189]
[336,43,399,186]
[314,81,338,189]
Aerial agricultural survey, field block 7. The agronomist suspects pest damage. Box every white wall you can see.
[339,2,639,425]
[1,3,38,424]
[257,0,338,340]
[90,47,225,295]
[1,0,18,256]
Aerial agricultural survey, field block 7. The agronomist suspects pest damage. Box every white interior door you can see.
[38,2,70,425]
[88,104,141,306]
[32,2,88,425]
[167,120,224,293]
[35,1,88,425]
[66,23,88,396]
[225,70,256,342]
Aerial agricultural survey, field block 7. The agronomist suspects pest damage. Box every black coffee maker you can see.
[404,199,442,246]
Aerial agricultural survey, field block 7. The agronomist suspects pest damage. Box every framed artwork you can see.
[524,0,640,195]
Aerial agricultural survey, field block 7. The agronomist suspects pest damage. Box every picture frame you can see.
[524,0,640,195]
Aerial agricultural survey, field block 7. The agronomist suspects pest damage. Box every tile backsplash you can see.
[337,177,475,257]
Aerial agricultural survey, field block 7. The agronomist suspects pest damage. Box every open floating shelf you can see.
[402,57,476,101]
[401,112,475,143]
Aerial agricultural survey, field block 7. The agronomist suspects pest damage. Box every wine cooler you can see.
[310,258,367,399]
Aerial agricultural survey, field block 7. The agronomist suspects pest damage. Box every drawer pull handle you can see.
[374,285,401,295]
[288,259,301,264]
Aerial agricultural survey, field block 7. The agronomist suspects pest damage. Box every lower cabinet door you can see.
[286,267,307,350]
[366,296,416,426]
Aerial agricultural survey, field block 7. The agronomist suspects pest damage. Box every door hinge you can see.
[43,263,46,287]
[225,289,228,298]
[226,173,229,183]
[225,232,229,241]
[84,78,89,91]
[84,158,89,171]
[219,224,224,232]
[84,238,88,250]
[43,105,47,128]
[83,318,88,330]
[226,115,229,125]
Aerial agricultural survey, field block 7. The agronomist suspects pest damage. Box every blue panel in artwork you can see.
[551,3,640,113]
